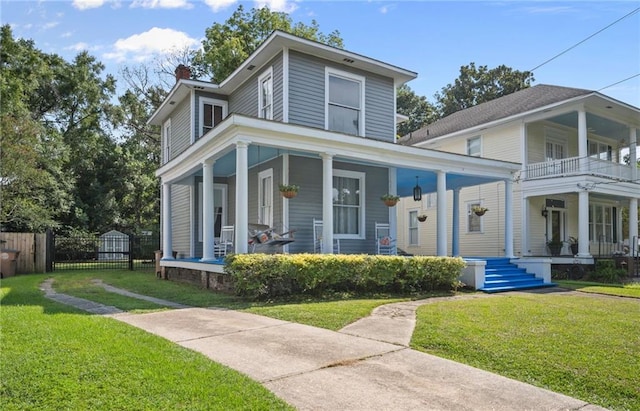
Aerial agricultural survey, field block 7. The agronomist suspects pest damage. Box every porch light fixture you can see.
[413,176,422,202]
[541,208,548,218]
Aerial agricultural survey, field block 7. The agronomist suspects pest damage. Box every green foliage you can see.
[434,62,534,117]
[588,260,627,283]
[555,280,640,298]
[192,5,343,83]
[225,254,465,299]
[396,84,437,137]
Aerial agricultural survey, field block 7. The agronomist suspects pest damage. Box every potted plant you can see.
[279,184,299,199]
[569,237,578,255]
[417,214,428,222]
[381,194,400,207]
[471,205,489,216]
[547,237,563,256]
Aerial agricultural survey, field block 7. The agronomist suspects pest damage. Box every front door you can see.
[550,209,565,243]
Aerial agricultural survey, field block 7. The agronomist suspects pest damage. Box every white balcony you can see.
[525,156,632,181]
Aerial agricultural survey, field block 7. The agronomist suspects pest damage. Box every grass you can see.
[0,274,294,411]
[555,280,640,298]
[411,292,640,410]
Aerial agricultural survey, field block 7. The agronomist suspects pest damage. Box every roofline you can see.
[147,79,219,125]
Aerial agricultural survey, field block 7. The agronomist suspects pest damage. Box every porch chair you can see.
[313,218,340,253]
[375,222,397,255]
[213,225,235,257]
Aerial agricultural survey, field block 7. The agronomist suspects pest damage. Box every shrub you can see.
[588,260,627,283]
[225,254,466,299]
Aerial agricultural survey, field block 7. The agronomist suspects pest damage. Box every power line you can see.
[598,73,640,92]
[529,7,640,72]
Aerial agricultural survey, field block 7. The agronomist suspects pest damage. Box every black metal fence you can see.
[49,231,159,271]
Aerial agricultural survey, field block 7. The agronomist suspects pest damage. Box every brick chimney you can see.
[175,64,191,82]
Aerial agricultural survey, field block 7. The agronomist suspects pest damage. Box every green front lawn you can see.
[411,293,640,410]
[556,280,640,298]
[0,274,292,411]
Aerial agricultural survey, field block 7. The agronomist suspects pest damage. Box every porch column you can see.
[235,140,250,254]
[161,182,173,260]
[451,188,460,256]
[521,195,530,256]
[520,122,528,180]
[436,170,448,256]
[578,109,588,171]
[630,198,638,253]
[577,189,591,257]
[630,127,637,182]
[201,158,215,261]
[388,167,398,245]
[504,178,514,258]
[321,152,334,254]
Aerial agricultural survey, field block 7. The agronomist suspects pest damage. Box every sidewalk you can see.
[43,280,607,411]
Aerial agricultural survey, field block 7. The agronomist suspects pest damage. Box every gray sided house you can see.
[149,31,520,287]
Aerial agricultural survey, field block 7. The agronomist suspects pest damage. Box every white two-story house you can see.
[149,31,521,285]
[397,84,639,266]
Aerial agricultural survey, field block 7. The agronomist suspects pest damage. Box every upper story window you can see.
[467,136,481,156]
[545,127,567,161]
[162,119,171,164]
[258,68,273,120]
[199,97,228,139]
[325,68,365,137]
[588,140,612,161]
[333,169,365,239]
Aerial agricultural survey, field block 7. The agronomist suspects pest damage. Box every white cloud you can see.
[72,0,106,10]
[65,42,102,52]
[104,27,199,62]
[203,0,237,12]
[42,22,59,30]
[254,0,298,13]
[379,4,396,14]
[131,0,193,9]
[523,6,574,15]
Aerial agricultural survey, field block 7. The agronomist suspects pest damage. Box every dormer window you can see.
[325,67,365,137]
[199,97,228,139]
[258,67,273,120]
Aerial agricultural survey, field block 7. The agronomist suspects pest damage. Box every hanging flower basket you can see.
[417,215,428,222]
[381,194,400,207]
[472,206,488,216]
[279,184,299,199]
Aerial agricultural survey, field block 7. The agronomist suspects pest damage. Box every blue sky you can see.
[2,1,640,107]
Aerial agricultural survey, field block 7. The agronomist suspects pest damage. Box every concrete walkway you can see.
[41,279,607,411]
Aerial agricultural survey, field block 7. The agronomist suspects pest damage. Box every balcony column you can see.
[452,188,460,256]
[436,170,448,256]
[520,122,528,179]
[504,179,514,258]
[578,109,588,171]
[161,182,173,260]
[521,195,530,256]
[630,198,638,253]
[630,127,637,182]
[235,140,250,254]
[577,189,591,257]
[321,152,334,254]
[201,158,216,261]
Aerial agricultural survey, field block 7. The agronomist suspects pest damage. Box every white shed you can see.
[99,230,129,260]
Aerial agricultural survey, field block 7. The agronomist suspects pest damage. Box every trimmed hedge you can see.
[224,253,466,299]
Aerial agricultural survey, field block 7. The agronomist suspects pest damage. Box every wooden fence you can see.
[0,232,47,274]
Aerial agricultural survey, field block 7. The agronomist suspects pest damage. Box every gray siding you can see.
[171,184,192,257]
[169,97,192,159]
[288,51,396,142]
[229,52,283,121]
[287,155,390,254]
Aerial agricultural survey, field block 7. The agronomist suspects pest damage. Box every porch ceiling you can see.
[548,112,629,141]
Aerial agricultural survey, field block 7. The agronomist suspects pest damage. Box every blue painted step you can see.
[478,258,556,293]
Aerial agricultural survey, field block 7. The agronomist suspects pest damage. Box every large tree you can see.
[192,5,344,83]
[434,62,534,118]
[396,84,437,137]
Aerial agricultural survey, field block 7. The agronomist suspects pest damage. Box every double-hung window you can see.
[199,97,227,138]
[326,68,365,136]
[408,210,419,245]
[333,169,365,238]
[258,169,273,227]
[467,136,481,156]
[258,68,273,120]
[162,119,171,163]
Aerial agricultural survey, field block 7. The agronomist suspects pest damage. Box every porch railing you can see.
[525,156,632,181]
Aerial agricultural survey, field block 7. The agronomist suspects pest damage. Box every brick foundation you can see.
[164,267,234,293]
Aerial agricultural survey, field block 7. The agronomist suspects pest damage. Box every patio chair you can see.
[375,222,397,255]
[213,225,234,257]
[313,218,340,253]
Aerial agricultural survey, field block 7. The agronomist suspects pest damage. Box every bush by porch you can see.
[225,254,465,299]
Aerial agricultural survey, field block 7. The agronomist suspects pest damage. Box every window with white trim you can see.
[258,169,273,227]
[589,204,616,243]
[588,140,612,161]
[408,210,419,245]
[544,127,567,161]
[258,68,273,120]
[467,136,481,156]
[467,201,483,233]
[199,97,227,138]
[424,193,437,208]
[163,119,171,163]
[325,68,365,136]
[333,169,365,238]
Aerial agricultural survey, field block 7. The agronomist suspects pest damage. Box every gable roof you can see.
[398,84,595,145]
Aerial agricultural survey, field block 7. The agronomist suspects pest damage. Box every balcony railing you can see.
[525,156,632,181]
